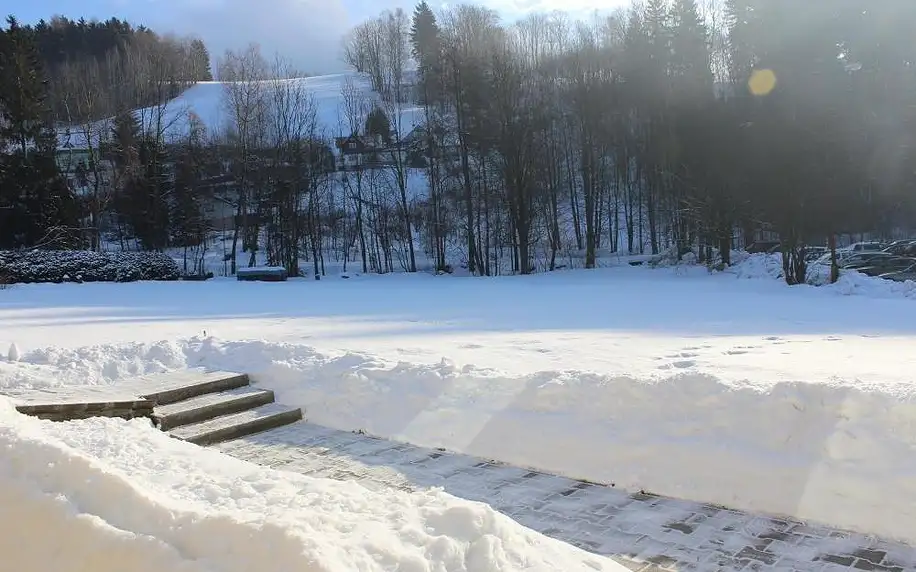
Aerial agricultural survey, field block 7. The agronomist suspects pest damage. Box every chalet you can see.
[334,134,386,171]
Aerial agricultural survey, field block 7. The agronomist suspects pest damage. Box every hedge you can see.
[0,250,182,284]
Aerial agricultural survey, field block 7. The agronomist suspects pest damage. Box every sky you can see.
[10,0,627,75]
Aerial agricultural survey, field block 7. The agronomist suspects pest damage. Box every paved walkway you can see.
[217,422,916,572]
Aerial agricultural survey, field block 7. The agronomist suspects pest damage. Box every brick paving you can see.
[217,422,916,572]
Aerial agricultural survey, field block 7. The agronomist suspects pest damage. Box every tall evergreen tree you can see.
[0,16,79,249]
[411,1,442,105]
[365,106,392,143]
[189,38,213,81]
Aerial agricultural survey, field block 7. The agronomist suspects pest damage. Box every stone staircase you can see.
[7,369,303,447]
[146,372,303,446]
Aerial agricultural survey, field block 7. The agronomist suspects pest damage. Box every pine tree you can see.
[109,110,170,251]
[0,16,79,249]
[410,1,442,105]
[670,0,712,99]
[189,38,213,81]
[0,17,53,155]
[365,106,392,144]
[171,113,207,253]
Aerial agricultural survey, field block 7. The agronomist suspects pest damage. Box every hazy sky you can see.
[12,0,626,74]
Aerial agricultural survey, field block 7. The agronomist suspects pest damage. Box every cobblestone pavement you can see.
[217,422,916,572]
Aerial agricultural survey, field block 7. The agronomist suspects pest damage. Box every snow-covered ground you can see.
[59,72,425,149]
[0,398,622,572]
[2,256,916,545]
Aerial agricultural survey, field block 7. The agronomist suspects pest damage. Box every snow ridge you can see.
[4,336,916,543]
[0,398,622,572]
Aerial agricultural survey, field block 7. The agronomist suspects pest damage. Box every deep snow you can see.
[0,398,622,572]
[2,258,915,543]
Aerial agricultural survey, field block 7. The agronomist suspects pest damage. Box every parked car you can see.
[880,262,916,282]
[815,251,891,269]
[746,241,780,254]
[856,256,916,277]
[882,239,916,257]
[845,252,902,269]
[844,241,886,252]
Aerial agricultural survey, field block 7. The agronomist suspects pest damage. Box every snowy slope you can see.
[2,262,916,542]
[141,73,424,144]
[59,72,425,149]
[0,398,623,572]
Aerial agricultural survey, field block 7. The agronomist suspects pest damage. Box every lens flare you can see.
[748,69,777,96]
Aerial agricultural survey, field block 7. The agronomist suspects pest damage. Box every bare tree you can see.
[56,57,115,250]
[339,76,373,273]
[218,43,270,272]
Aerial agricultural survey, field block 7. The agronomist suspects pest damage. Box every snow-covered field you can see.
[2,255,916,551]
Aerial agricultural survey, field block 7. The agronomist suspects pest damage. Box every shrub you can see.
[0,250,182,284]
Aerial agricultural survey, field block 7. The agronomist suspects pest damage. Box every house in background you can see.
[334,134,387,171]
[55,122,116,200]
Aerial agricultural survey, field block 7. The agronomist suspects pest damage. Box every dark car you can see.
[880,262,916,282]
[856,256,916,277]
[837,251,895,269]
[882,239,916,257]
[747,241,780,254]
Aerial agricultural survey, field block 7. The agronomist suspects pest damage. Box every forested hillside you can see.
[0,14,212,250]
[4,1,916,285]
[31,16,212,122]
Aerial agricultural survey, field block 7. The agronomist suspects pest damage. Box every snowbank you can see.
[0,397,623,572]
[721,251,916,298]
[6,337,916,544]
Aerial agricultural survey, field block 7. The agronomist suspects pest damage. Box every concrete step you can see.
[135,371,251,405]
[168,403,303,446]
[152,386,276,431]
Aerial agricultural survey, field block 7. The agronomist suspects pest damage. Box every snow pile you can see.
[721,252,784,280]
[0,397,624,572]
[719,251,916,299]
[7,337,916,543]
[828,269,916,299]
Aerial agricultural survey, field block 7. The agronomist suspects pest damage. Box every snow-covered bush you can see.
[0,250,181,284]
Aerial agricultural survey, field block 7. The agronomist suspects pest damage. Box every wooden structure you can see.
[5,369,303,447]
[236,266,288,282]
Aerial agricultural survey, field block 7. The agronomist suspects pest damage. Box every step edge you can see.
[169,404,301,438]
[155,390,276,431]
[141,373,251,405]
[154,387,274,418]
[178,408,303,446]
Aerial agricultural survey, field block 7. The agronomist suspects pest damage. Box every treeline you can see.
[0,16,79,249]
[7,2,916,286]
[0,14,213,253]
[341,0,916,283]
[29,15,212,122]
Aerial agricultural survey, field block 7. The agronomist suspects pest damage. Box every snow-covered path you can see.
[218,421,916,572]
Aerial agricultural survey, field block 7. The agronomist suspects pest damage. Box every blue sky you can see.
[11,0,625,74]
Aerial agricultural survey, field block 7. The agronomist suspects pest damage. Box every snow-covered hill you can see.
[58,72,425,150]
